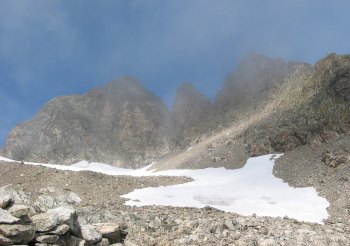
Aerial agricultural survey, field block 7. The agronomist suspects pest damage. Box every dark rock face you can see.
[1,77,176,168]
[172,82,216,130]
[215,53,298,114]
[243,54,350,156]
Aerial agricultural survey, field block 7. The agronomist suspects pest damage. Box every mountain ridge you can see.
[1,53,350,170]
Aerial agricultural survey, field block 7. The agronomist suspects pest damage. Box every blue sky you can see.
[1,0,350,146]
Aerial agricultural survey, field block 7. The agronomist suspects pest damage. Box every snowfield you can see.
[0,154,329,223]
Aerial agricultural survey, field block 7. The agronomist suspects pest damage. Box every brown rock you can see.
[93,223,121,244]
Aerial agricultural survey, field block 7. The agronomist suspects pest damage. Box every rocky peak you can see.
[310,53,350,101]
[215,52,299,113]
[172,82,216,130]
[0,77,175,168]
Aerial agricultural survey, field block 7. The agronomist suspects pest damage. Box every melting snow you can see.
[0,154,329,223]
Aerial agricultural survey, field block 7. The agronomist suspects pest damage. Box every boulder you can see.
[47,206,79,234]
[36,234,60,243]
[93,223,121,243]
[8,204,31,218]
[95,238,110,246]
[0,223,35,245]
[0,194,13,209]
[50,224,70,235]
[66,235,87,246]
[80,225,102,244]
[32,212,58,232]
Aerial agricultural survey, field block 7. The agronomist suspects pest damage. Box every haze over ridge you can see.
[1,0,350,146]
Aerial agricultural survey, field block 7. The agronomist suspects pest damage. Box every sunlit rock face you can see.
[1,77,176,168]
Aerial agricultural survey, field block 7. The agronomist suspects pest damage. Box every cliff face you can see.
[242,54,350,156]
[0,77,176,168]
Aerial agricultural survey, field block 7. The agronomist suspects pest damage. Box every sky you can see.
[1,0,350,146]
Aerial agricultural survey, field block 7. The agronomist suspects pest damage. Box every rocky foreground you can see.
[0,190,127,245]
[1,161,350,245]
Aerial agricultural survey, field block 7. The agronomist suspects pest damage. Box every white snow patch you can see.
[0,154,329,223]
[0,156,16,162]
[121,154,329,223]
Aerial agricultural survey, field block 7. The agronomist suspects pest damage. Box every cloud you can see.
[0,1,79,90]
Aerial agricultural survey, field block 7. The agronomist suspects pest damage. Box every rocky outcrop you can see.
[0,193,126,245]
[1,77,176,168]
[322,150,349,168]
[243,54,350,156]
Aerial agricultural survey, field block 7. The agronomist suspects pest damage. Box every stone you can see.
[0,194,13,209]
[322,151,348,168]
[0,223,35,245]
[67,236,86,246]
[0,186,30,205]
[0,208,20,224]
[34,191,82,213]
[0,234,15,246]
[50,224,70,235]
[48,206,79,234]
[225,140,233,147]
[95,238,110,246]
[93,223,121,244]
[80,225,102,244]
[36,234,60,243]
[8,204,31,218]
[223,220,235,230]
[32,212,58,232]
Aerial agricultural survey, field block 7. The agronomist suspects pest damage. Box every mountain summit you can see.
[1,77,176,168]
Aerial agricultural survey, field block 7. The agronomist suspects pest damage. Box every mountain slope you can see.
[0,77,176,168]
[1,53,350,170]
[154,53,350,170]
